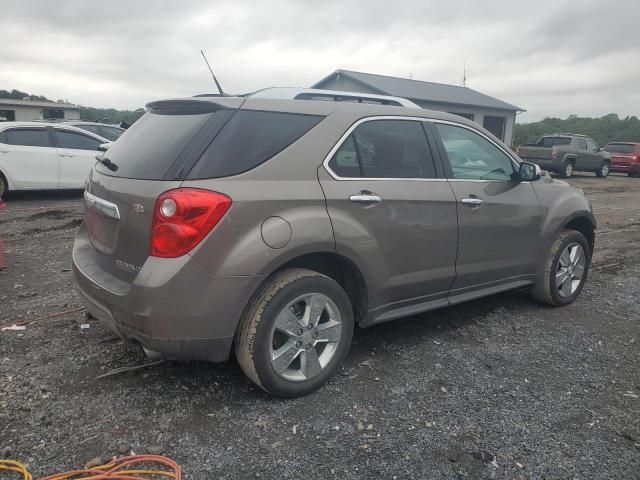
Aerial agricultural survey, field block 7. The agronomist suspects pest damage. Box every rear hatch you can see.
[605,143,637,168]
[80,97,242,285]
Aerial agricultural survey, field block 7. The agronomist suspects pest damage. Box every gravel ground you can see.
[1,173,639,479]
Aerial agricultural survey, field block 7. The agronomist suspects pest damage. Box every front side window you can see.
[435,123,515,181]
[577,138,587,150]
[99,126,124,141]
[586,139,599,152]
[5,128,50,147]
[55,130,102,150]
[328,120,437,179]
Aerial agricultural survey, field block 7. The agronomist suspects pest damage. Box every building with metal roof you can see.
[0,98,80,122]
[312,69,524,145]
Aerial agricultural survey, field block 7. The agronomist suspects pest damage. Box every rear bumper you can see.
[72,228,261,362]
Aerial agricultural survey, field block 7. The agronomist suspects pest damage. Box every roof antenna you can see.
[462,60,467,87]
[200,50,225,95]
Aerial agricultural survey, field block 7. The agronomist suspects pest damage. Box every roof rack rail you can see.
[553,132,588,137]
[248,87,420,109]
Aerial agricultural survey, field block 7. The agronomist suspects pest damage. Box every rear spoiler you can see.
[146,99,230,115]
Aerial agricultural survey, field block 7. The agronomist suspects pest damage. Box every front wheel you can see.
[0,174,7,199]
[595,162,610,178]
[235,268,354,397]
[532,229,591,306]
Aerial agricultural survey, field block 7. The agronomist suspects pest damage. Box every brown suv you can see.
[73,89,596,397]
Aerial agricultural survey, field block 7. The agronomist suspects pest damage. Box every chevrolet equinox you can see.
[72,88,596,397]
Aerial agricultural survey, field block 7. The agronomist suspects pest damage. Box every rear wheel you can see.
[595,162,610,178]
[0,174,7,199]
[532,229,590,306]
[235,268,354,397]
[560,160,574,178]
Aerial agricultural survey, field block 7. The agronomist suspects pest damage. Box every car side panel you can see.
[0,142,59,189]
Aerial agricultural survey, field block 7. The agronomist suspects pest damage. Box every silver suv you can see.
[72,89,596,397]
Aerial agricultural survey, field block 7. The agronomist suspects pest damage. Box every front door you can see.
[430,121,542,295]
[1,127,59,189]
[53,128,102,187]
[318,118,458,319]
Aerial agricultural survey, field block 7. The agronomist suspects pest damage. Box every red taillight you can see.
[150,188,231,258]
[551,146,558,160]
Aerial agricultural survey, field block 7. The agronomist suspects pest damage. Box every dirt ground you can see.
[1,173,639,479]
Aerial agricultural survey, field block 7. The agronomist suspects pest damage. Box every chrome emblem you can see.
[132,203,145,214]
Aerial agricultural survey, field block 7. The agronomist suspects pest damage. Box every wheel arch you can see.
[252,251,369,327]
[563,214,596,256]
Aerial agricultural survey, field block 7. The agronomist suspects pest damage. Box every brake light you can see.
[150,188,231,258]
[551,146,558,160]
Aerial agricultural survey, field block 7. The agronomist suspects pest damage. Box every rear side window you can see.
[96,111,214,179]
[328,120,437,179]
[187,111,322,179]
[537,137,571,147]
[605,143,635,154]
[5,128,50,147]
[55,130,103,150]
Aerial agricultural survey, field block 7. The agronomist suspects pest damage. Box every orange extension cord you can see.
[0,455,181,480]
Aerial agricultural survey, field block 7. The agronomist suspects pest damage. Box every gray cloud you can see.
[1,0,638,121]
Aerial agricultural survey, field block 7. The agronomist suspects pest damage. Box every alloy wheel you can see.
[270,293,342,382]
[565,163,574,177]
[556,242,586,298]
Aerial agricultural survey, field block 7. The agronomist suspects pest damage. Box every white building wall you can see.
[1,104,80,121]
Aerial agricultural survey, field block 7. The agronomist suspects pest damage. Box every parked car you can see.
[517,134,611,178]
[72,90,596,397]
[0,122,108,198]
[64,121,125,142]
[603,142,640,177]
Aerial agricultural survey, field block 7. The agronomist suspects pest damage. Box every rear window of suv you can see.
[605,143,635,154]
[537,137,571,147]
[187,110,322,179]
[97,109,322,180]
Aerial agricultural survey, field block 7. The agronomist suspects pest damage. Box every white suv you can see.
[0,122,109,198]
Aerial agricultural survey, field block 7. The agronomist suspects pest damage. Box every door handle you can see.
[461,197,484,206]
[0,150,9,154]
[60,153,75,157]
[349,192,382,205]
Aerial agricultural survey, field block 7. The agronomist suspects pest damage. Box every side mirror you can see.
[97,142,112,152]
[517,161,541,182]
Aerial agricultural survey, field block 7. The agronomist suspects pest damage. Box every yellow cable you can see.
[0,460,33,480]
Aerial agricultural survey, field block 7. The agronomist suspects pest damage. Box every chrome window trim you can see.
[322,115,520,183]
[84,191,120,219]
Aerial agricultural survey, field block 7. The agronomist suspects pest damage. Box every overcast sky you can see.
[1,0,638,122]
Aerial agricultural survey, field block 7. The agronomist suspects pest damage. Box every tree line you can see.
[515,114,640,147]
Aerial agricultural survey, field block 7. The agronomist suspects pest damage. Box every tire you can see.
[0,173,7,199]
[560,160,574,178]
[531,229,591,307]
[235,268,354,398]
[595,162,610,178]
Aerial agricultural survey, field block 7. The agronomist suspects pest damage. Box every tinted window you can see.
[99,126,124,141]
[96,111,215,179]
[537,137,571,147]
[76,124,102,135]
[0,131,7,144]
[605,143,635,154]
[188,111,322,179]
[55,130,102,150]
[435,123,515,181]
[329,120,437,179]
[5,129,50,147]
[329,135,360,177]
[577,138,587,150]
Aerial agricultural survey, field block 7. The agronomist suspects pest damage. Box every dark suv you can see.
[73,89,596,397]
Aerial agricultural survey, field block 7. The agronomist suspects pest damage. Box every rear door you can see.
[0,127,59,189]
[54,128,104,187]
[319,118,458,318]
[430,121,542,296]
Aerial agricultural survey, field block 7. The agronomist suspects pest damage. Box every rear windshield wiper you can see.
[95,154,118,172]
